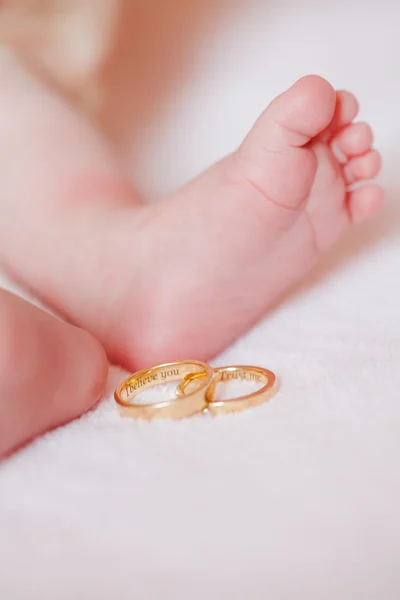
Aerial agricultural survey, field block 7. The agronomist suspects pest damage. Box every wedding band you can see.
[207,366,277,414]
[114,360,214,420]
[178,365,278,415]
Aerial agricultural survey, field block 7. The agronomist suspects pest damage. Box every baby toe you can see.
[343,149,382,185]
[335,90,359,126]
[319,90,359,142]
[333,122,374,161]
[347,184,384,224]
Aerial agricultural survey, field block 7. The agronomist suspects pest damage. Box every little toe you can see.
[343,149,382,185]
[319,90,359,142]
[347,184,384,224]
[333,122,374,161]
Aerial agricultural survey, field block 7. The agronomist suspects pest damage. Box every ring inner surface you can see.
[215,367,268,385]
[121,363,208,404]
[207,367,269,403]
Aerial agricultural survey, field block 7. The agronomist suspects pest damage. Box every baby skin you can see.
[0,51,383,455]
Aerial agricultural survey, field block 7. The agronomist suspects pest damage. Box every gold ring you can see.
[114,360,214,420]
[178,365,278,415]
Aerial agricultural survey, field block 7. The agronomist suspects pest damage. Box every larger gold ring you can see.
[114,360,214,420]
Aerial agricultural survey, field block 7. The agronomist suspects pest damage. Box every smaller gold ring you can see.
[178,365,278,415]
[114,360,214,420]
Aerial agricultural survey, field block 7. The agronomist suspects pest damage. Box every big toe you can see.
[236,76,336,211]
[257,75,337,149]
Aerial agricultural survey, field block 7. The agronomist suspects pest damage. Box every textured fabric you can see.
[0,1,399,598]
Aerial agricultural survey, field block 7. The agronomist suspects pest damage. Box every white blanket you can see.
[1,1,399,598]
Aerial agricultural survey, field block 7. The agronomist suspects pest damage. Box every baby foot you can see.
[125,76,383,364]
[0,290,107,458]
[0,54,383,369]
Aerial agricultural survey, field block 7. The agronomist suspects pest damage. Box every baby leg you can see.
[0,51,383,370]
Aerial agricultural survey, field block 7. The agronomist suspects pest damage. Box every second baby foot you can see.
[0,52,383,368]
